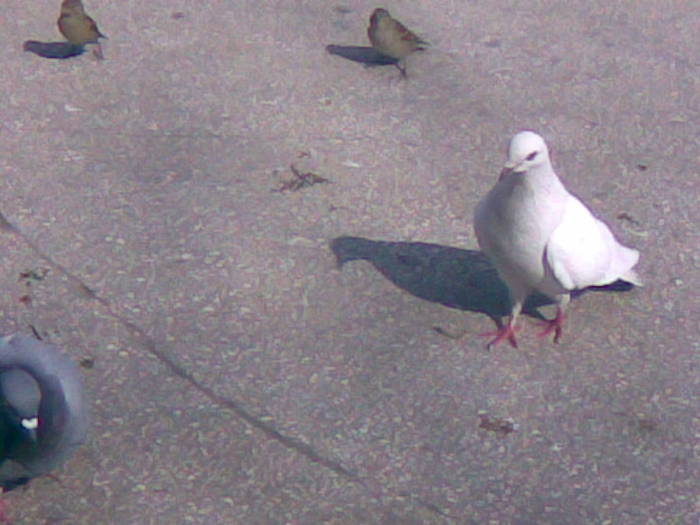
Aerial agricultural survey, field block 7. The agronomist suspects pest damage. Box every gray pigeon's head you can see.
[504,131,550,174]
[0,334,89,492]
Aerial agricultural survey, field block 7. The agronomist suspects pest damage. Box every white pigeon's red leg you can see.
[539,294,570,343]
[538,307,566,343]
[480,301,522,349]
[481,318,518,349]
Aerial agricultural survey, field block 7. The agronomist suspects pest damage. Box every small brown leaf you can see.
[479,414,517,435]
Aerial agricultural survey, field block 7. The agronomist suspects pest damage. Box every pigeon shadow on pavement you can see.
[330,236,635,328]
[326,44,399,67]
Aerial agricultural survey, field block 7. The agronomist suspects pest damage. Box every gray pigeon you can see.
[0,333,89,492]
[474,131,641,348]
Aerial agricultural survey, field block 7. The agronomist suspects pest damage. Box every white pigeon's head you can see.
[502,131,550,175]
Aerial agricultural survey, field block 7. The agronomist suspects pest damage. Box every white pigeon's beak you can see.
[499,161,520,179]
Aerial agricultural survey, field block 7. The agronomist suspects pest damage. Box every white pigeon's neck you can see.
[524,162,566,193]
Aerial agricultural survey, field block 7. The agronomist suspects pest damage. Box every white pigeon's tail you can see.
[599,242,641,287]
[620,267,643,287]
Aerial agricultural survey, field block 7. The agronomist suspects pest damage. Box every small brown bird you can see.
[367,8,428,77]
[57,0,106,59]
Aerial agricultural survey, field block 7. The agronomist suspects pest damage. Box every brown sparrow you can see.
[57,0,106,59]
[367,8,428,77]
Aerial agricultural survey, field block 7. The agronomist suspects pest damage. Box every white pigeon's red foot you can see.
[481,320,518,349]
[538,308,566,343]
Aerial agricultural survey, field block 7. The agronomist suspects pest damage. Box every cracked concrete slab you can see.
[2,0,699,523]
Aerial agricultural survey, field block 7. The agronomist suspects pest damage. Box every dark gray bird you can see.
[0,333,89,492]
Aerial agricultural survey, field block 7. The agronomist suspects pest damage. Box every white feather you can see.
[544,193,640,292]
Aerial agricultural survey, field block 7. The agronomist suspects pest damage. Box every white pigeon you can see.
[473,131,641,348]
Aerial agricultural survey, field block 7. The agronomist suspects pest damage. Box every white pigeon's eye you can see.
[526,151,538,161]
[21,417,38,430]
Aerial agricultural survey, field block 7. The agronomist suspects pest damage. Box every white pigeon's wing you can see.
[545,194,639,290]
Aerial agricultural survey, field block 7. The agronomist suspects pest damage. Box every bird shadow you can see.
[330,236,634,329]
[326,44,399,67]
[23,40,85,59]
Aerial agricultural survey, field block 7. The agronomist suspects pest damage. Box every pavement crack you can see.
[3,212,359,483]
[5,213,452,519]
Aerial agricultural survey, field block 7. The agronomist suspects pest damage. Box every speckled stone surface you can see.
[1,1,698,523]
